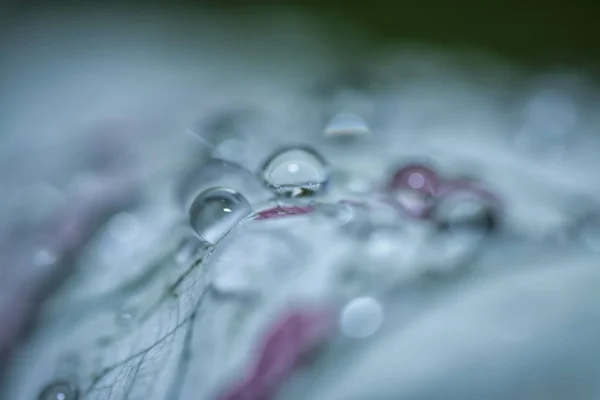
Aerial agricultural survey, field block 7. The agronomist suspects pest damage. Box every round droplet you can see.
[324,112,370,137]
[340,297,384,339]
[260,146,329,197]
[38,381,78,400]
[388,164,440,218]
[188,187,251,244]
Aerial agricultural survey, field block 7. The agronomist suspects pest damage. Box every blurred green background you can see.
[2,0,599,69]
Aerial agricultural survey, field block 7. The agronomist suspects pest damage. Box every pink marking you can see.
[438,178,502,208]
[216,306,335,400]
[254,206,315,220]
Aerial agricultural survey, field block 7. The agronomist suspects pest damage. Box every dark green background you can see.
[3,0,600,70]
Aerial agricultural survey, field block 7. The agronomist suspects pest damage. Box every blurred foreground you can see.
[1,5,600,400]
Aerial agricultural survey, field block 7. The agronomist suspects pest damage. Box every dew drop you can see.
[339,297,384,339]
[188,187,251,244]
[260,146,329,197]
[388,164,440,218]
[38,380,78,400]
[324,112,370,137]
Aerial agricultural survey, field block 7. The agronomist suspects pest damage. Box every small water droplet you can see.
[324,112,370,137]
[38,380,78,400]
[188,187,251,244]
[339,297,384,339]
[260,146,329,197]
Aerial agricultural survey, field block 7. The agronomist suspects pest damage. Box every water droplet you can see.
[38,380,78,400]
[188,187,251,244]
[434,192,497,241]
[260,146,329,197]
[311,202,355,226]
[388,164,440,218]
[324,112,370,137]
[339,297,384,339]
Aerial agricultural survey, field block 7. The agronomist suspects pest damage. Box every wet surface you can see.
[1,7,600,400]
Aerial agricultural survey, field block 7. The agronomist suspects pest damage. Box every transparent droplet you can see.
[38,380,78,400]
[188,187,251,244]
[324,112,370,137]
[311,202,355,226]
[260,146,329,197]
[339,297,384,338]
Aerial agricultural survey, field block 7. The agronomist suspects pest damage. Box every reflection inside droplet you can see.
[38,381,78,400]
[188,187,251,244]
[260,146,329,197]
[340,297,384,338]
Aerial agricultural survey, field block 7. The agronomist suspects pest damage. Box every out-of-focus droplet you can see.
[188,187,251,244]
[339,297,384,339]
[324,112,370,137]
[579,215,600,252]
[174,236,202,264]
[260,146,329,197]
[388,164,440,218]
[107,212,139,243]
[38,380,78,400]
[434,192,497,241]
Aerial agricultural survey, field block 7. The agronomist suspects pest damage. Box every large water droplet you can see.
[188,187,251,244]
[260,146,329,197]
[339,297,384,339]
[38,381,78,400]
[324,112,370,137]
